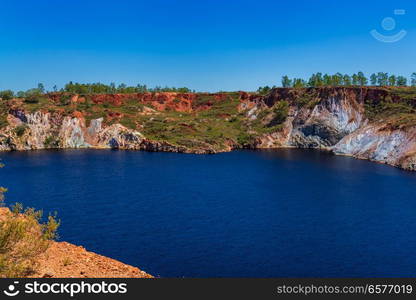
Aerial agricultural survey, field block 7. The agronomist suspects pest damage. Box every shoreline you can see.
[0,146,412,172]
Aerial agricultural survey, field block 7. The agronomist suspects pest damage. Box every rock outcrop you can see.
[33,241,152,278]
[0,110,184,152]
[243,87,416,171]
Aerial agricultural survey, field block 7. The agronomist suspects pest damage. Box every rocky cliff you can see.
[0,110,187,153]
[243,87,416,171]
[1,87,416,170]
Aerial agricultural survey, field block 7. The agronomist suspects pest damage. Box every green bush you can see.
[0,90,14,100]
[59,94,72,106]
[237,132,255,146]
[14,125,28,137]
[24,94,42,104]
[0,204,59,277]
[44,136,59,148]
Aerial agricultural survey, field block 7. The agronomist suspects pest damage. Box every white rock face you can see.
[243,90,416,171]
[333,124,416,170]
[0,111,145,151]
[288,95,367,148]
[59,117,89,148]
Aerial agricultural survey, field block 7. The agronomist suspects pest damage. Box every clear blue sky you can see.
[0,0,415,92]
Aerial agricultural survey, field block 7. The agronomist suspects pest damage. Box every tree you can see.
[388,75,397,86]
[357,72,368,86]
[281,76,292,88]
[0,90,14,100]
[397,76,407,86]
[343,74,352,86]
[331,73,343,86]
[323,74,332,86]
[136,84,147,93]
[376,72,388,86]
[257,86,271,95]
[411,73,416,86]
[293,78,307,88]
[37,83,45,94]
[110,83,116,93]
[370,73,377,85]
[308,73,323,87]
[352,74,359,86]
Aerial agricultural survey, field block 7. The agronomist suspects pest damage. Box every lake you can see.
[1,149,416,277]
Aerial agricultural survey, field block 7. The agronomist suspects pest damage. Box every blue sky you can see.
[0,0,415,92]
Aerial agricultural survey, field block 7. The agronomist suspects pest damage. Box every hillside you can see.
[1,87,416,170]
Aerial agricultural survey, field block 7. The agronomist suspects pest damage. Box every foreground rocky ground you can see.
[1,87,416,170]
[32,241,152,278]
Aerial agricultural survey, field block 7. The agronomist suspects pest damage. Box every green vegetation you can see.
[62,82,193,94]
[257,72,415,93]
[0,100,8,128]
[0,204,59,277]
[288,72,409,88]
[44,136,60,148]
[138,93,248,151]
[257,86,275,95]
[0,82,194,104]
[59,94,72,106]
[0,90,14,100]
[14,125,28,137]
[364,87,416,128]
[236,132,256,146]
[270,101,289,126]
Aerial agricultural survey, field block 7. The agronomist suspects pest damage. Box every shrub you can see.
[0,90,14,100]
[24,94,42,104]
[269,101,289,126]
[59,94,72,106]
[14,125,28,137]
[237,132,255,146]
[44,136,59,148]
[0,203,59,277]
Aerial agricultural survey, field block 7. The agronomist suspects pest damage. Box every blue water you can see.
[1,149,416,277]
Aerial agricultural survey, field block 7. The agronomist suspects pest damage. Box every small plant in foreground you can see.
[0,201,59,277]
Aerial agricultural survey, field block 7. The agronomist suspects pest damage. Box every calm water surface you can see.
[1,149,416,277]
